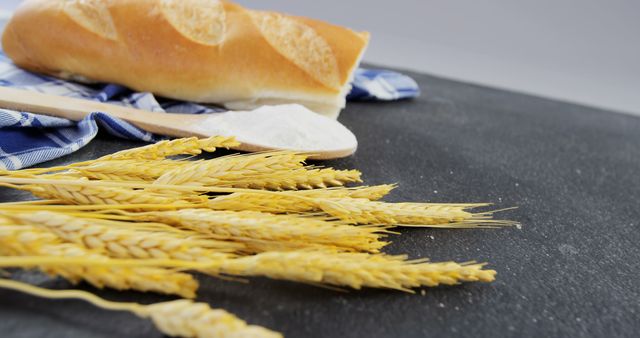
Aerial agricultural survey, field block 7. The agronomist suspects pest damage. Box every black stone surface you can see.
[0,70,638,338]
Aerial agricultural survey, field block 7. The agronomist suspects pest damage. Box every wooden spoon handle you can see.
[0,86,203,137]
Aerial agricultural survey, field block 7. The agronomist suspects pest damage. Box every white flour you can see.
[193,104,357,152]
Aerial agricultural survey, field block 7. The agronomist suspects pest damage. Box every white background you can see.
[2,0,639,115]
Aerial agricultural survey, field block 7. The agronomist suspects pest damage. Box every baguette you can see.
[2,0,370,118]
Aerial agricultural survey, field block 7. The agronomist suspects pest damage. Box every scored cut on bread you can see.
[2,0,370,119]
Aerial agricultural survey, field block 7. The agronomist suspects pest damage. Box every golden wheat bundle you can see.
[0,279,281,338]
[0,135,518,337]
[7,211,241,260]
[0,226,198,298]
[0,246,495,292]
[132,209,390,253]
[1,175,511,229]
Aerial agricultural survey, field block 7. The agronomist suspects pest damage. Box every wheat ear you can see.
[292,185,396,201]
[229,238,356,254]
[6,137,237,176]
[208,192,508,227]
[8,211,241,259]
[213,168,363,190]
[220,251,496,291]
[101,136,239,161]
[0,279,282,338]
[205,186,395,212]
[208,192,317,213]
[0,226,198,298]
[153,151,309,186]
[315,198,509,226]
[74,159,191,181]
[137,209,390,253]
[0,247,495,292]
[22,183,205,206]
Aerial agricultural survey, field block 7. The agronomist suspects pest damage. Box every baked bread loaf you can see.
[2,0,370,118]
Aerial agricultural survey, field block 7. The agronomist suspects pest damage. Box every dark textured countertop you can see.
[0,68,638,338]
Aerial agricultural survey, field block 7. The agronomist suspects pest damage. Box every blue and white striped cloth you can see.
[0,50,419,170]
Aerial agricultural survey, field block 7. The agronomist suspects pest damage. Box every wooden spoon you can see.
[0,86,357,159]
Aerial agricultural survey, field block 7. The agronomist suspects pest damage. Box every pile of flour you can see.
[194,104,357,152]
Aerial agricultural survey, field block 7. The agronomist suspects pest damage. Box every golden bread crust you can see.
[1,0,369,117]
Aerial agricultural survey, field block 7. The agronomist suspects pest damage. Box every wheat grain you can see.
[219,251,495,291]
[0,279,282,338]
[0,226,198,297]
[153,151,309,187]
[138,209,390,253]
[8,211,241,259]
[101,136,239,161]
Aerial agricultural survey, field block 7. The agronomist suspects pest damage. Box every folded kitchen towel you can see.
[0,49,420,170]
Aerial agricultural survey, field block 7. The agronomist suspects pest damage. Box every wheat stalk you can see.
[8,211,241,259]
[0,279,282,338]
[219,251,496,291]
[136,209,390,253]
[101,136,239,161]
[0,226,198,298]
[153,151,309,187]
